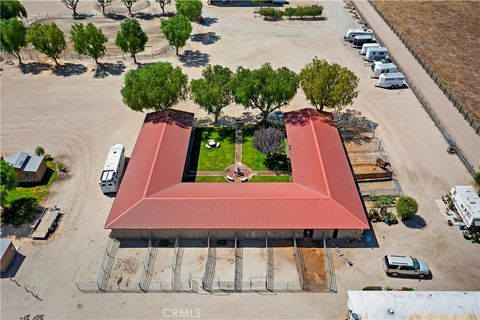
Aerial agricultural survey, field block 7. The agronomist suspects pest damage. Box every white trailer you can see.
[450,185,480,229]
[376,72,405,88]
[371,61,398,78]
[344,29,373,42]
[361,43,380,55]
[365,47,388,61]
[99,144,125,194]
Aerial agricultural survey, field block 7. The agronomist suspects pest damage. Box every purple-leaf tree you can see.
[253,127,285,155]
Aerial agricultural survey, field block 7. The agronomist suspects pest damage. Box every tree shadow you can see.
[211,1,284,8]
[94,62,126,78]
[402,215,427,229]
[179,50,210,68]
[145,109,194,129]
[105,13,127,20]
[19,62,50,75]
[200,17,218,26]
[285,108,332,127]
[53,63,87,77]
[334,108,378,143]
[285,16,327,21]
[73,13,95,20]
[134,12,162,20]
[191,32,221,45]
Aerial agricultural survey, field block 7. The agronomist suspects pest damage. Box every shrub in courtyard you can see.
[0,18,27,65]
[190,65,234,123]
[121,62,188,112]
[26,23,66,66]
[2,196,38,226]
[176,0,202,22]
[0,0,27,20]
[253,127,285,155]
[396,196,418,220]
[71,23,108,65]
[115,18,148,64]
[259,8,283,20]
[300,58,358,112]
[161,14,192,56]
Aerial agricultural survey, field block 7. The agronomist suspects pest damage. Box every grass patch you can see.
[195,176,228,183]
[249,175,291,182]
[242,126,269,171]
[188,127,235,171]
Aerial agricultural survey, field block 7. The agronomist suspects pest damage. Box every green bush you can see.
[474,171,480,189]
[2,196,37,226]
[396,196,418,220]
[35,146,45,156]
[284,5,323,18]
[258,8,283,20]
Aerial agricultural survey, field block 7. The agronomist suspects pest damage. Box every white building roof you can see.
[348,291,480,320]
[4,152,44,172]
[451,185,480,227]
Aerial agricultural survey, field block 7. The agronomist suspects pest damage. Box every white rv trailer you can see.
[99,144,126,194]
[361,43,380,55]
[365,47,388,61]
[450,185,480,229]
[371,61,398,78]
[344,29,373,42]
[377,72,405,88]
[352,35,375,48]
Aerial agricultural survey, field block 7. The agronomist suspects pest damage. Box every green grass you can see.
[249,175,291,182]
[194,176,228,182]
[188,127,236,171]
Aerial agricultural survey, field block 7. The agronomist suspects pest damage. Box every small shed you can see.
[1,239,17,272]
[4,152,47,183]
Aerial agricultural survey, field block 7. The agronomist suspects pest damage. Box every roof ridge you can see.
[104,199,143,228]
[330,197,369,228]
[309,116,331,197]
[143,121,168,197]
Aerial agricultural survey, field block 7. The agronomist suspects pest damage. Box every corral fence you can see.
[366,0,480,136]
[324,238,337,293]
[293,237,308,291]
[349,0,477,177]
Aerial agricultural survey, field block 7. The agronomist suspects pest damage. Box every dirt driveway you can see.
[1,1,478,319]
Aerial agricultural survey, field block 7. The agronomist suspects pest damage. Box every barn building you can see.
[105,108,369,240]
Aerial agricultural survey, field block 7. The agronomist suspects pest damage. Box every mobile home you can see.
[450,185,480,230]
[377,72,405,88]
[361,43,380,55]
[371,61,398,78]
[365,47,388,61]
[99,144,126,194]
[344,29,373,42]
[352,35,375,48]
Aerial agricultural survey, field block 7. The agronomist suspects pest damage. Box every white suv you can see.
[382,255,430,278]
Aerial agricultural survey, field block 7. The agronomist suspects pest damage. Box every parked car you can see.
[382,255,430,278]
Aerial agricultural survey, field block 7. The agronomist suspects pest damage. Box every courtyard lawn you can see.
[249,175,291,182]
[195,176,228,182]
[189,127,236,171]
[242,125,288,171]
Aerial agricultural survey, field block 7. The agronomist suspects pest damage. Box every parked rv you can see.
[365,47,388,61]
[377,72,405,89]
[352,35,375,48]
[361,43,380,55]
[344,29,373,42]
[100,144,126,194]
[371,61,398,78]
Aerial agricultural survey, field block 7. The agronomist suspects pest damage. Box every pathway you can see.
[235,126,243,165]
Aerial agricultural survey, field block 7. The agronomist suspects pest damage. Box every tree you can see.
[396,196,419,220]
[26,23,66,66]
[253,127,285,155]
[115,18,147,64]
[61,0,80,16]
[175,0,202,22]
[71,22,107,64]
[121,62,188,112]
[0,18,27,65]
[0,0,27,20]
[122,0,137,16]
[232,63,299,122]
[0,158,18,208]
[156,0,171,15]
[97,0,112,15]
[160,14,192,56]
[300,58,359,112]
[190,65,233,123]
[35,146,45,156]
[2,196,38,226]
[474,171,480,189]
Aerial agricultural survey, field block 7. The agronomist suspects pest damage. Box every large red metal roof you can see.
[105,108,368,230]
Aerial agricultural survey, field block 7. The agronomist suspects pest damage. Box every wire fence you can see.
[366,0,480,135]
[323,237,337,293]
[349,0,476,176]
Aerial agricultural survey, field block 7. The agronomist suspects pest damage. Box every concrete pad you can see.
[273,247,300,284]
[240,241,267,289]
[180,247,208,281]
[211,245,236,291]
[151,247,174,283]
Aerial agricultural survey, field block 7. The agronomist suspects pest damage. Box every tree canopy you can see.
[0,18,27,65]
[26,23,66,65]
[71,22,108,64]
[175,0,202,21]
[161,14,192,55]
[62,0,80,16]
[0,0,27,20]
[232,63,299,122]
[300,58,359,112]
[253,126,285,155]
[190,65,234,123]
[396,196,419,220]
[115,18,148,63]
[121,62,188,112]
[0,158,18,208]
[474,171,480,189]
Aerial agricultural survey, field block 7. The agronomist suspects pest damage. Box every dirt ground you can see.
[373,0,480,124]
[273,247,299,284]
[301,248,328,291]
[108,247,143,288]
[1,0,479,319]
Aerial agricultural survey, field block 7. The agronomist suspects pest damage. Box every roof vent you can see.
[387,309,394,315]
